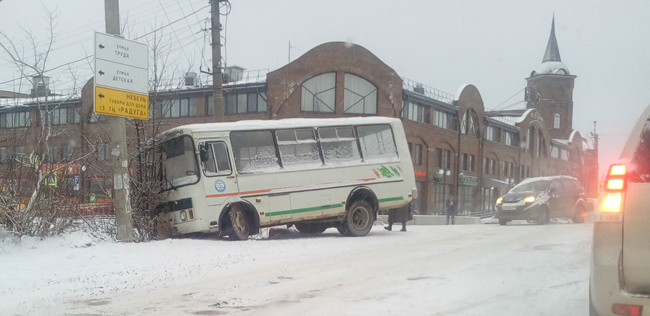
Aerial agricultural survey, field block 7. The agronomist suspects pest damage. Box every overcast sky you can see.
[1,0,649,179]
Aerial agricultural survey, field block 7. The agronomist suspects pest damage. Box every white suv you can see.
[590,103,650,316]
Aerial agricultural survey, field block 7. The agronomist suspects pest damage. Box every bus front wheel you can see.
[228,204,250,240]
[341,200,374,237]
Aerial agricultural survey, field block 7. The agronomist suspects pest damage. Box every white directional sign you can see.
[95,59,148,93]
[94,32,149,119]
[95,32,148,71]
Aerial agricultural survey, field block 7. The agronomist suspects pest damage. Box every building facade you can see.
[0,19,591,215]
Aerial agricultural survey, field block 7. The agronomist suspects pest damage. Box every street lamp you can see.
[438,169,451,215]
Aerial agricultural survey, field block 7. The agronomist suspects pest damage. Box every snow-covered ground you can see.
[1,221,592,316]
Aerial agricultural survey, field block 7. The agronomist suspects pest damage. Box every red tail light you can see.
[605,164,627,192]
[612,303,642,316]
[610,164,626,176]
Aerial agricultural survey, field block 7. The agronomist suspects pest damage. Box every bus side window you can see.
[230,131,281,173]
[318,127,360,165]
[356,124,398,163]
[201,142,232,176]
[213,142,232,175]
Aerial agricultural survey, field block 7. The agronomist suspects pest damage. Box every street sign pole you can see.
[104,0,134,242]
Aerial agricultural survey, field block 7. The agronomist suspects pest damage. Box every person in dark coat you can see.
[445,196,457,225]
[385,204,411,232]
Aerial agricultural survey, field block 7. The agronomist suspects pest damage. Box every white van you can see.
[590,103,650,315]
[152,117,417,240]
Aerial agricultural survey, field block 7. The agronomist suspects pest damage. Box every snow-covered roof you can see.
[568,130,580,144]
[551,138,570,146]
[453,84,470,103]
[532,61,570,76]
[402,78,454,105]
[170,116,402,135]
[489,116,518,126]
[486,108,534,126]
[0,95,79,110]
[223,74,267,87]
[531,17,571,77]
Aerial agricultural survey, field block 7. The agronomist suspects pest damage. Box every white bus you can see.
[153,117,417,240]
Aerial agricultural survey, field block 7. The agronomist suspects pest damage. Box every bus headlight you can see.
[179,210,188,222]
[523,196,536,203]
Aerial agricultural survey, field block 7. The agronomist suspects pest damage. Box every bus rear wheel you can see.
[295,223,328,234]
[228,205,250,240]
[342,200,374,237]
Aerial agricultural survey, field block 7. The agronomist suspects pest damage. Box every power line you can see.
[134,4,210,41]
[0,56,92,86]
[491,88,525,111]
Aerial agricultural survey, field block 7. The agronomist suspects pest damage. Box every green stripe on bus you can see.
[265,197,403,217]
[378,196,404,203]
[265,204,344,217]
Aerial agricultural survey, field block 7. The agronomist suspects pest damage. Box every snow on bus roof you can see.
[172,117,402,134]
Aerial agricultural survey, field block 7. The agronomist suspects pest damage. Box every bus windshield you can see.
[159,135,200,189]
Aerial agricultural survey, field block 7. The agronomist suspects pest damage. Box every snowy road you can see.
[1,221,592,316]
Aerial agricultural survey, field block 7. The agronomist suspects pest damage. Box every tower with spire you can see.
[525,16,576,140]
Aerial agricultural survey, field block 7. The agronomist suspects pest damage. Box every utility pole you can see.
[210,0,225,122]
[105,0,134,242]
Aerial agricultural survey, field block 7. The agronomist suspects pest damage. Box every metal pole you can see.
[210,0,225,122]
[105,0,134,242]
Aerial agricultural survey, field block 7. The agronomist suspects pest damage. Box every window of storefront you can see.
[413,181,425,215]
[459,185,475,215]
[431,183,451,215]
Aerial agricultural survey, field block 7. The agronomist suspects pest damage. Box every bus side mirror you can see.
[199,144,209,162]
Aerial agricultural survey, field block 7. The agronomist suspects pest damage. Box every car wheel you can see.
[498,219,508,225]
[342,200,374,237]
[295,223,328,234]
[572,206,586,224]
[228,204,250,240]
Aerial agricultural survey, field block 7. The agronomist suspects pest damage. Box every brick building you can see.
[0,18,590,214]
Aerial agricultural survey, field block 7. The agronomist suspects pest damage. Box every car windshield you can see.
[510,180,549,193]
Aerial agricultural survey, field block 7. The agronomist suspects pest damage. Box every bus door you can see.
[199,141,239,206]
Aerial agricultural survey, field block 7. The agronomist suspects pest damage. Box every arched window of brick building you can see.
[301,73,336,112]
[343,74,377,115]
[461,109,479,137]
[554,113,560,129]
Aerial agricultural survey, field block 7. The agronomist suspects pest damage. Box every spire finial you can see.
[542,15,562,63]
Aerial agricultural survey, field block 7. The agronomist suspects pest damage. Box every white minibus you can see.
[153,117,417,240]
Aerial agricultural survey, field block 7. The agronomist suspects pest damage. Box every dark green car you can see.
[495,176,589,225]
